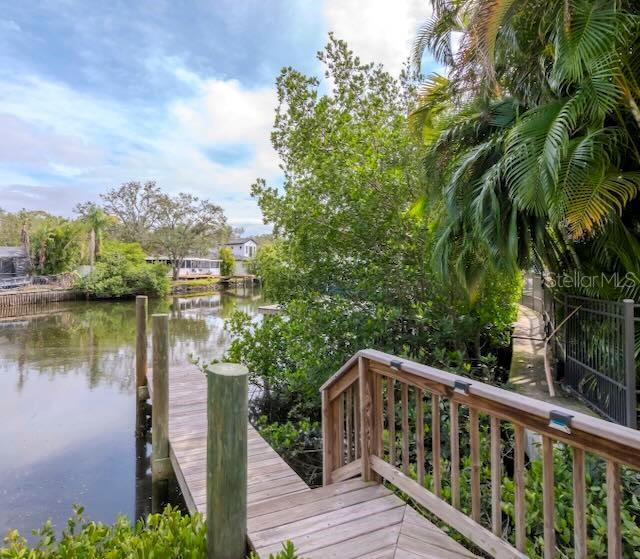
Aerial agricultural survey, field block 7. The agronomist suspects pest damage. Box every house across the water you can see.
[145,256,221,278]
[0,246,31,289]
[224,237,257,259]
[221,237,257,276]
[0,246,29,277]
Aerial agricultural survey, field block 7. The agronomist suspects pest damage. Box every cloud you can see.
[0,64,279,228]
[0,19,21,33]
[0,1,438,233]
[0,113,102,167]
[323,0,430,74]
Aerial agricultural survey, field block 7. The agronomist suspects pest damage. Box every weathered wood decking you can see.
[149,363,477,558]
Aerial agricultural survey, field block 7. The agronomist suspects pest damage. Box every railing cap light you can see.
[549,410,573,433]
[389,360,403,371]
[454,380,471,394]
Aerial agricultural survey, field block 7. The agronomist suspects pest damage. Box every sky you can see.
[0,0,433,233]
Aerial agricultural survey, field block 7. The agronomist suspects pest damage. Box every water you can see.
[0,287,264,539]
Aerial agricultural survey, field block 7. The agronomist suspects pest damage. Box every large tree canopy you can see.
[242,37,521,395]
[413,0,640,298]
[253,35,427,305]
[153,193,227,280]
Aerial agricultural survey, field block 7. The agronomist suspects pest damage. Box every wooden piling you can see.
[151,313,171,482]
[206,363,248,559]
[136,296,148,400]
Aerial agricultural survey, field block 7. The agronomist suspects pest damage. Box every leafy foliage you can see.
[99,181,230,280]
[1,506,301,559]
[413,0,640,298]
[99,181,164,246]
[76,241,169,298]
[1,505,206,559]
[152,192,228,280]
[74,203,116,265]
[248,541,302,559]
[219,246,235,277]
[256,418,323,486]
[30,221,82,275]
[227,37,521,428]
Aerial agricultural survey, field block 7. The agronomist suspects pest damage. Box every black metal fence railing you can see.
[559,295,636,428]
[521,273,638,428]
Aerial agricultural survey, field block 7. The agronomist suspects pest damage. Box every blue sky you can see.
[0,0,432,233]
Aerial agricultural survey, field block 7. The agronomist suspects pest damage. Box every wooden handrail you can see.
[320,349,640,558]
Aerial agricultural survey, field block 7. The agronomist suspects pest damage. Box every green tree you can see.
[152,193,228,280]
[253,35,425,303]
[412,0,640,298]
[219,246,235,277]
[30,220,81,275]
[74,202,116,265]
[229,37,521,423]
[100,181,163,246]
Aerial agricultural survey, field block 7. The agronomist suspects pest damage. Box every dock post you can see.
[151,313,171,484]
[206,363,248,559]
[136,296,148,401]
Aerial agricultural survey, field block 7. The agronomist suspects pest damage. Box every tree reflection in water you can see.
[0,287,264,540]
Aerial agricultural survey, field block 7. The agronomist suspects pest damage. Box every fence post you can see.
[136,296,148,400]
[207,363,248,559]
[151,314,171,482]
[623,299,636,429]
[358,356,374,481]
[322,389,333,485]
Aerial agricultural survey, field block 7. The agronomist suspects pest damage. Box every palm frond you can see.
[553,0,621,85]
[469,0,517,82]
[565,170,640,238]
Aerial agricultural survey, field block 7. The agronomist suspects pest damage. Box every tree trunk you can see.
[173,265,180,280]
[95,230,101,261]
[20,226,33,274]
[89,229,96,267]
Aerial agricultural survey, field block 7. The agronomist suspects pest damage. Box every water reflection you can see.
[0,287,264,539]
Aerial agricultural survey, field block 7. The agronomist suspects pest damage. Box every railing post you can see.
[623,299,636,429]
[206,363,248,559]
[322,389,333,485]
[358,355,374,481]
[151,313,170,483]
[136,295,148,400]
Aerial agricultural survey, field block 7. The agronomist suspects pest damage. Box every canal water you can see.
[0,287,264,539]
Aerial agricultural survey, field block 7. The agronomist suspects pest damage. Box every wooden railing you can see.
[320,349,640,559]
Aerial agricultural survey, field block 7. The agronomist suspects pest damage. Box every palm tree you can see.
[77,204,113,266]
[412,0,640,295]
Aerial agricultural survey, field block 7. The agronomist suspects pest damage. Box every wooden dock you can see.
[138,300,640,558]
[148,363,478,558]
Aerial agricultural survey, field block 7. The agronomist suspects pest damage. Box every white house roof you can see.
[224,237,256,246]
[0,246,27,258]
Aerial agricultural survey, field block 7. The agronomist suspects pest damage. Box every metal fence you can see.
[521,273,638,428]
[0,273,31,290]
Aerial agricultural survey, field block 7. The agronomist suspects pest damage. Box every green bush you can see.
[226,285,518,425]
[1,505,206,559]
[76,241,169,298]
[219,246,235,277]
[1,506,302,559]
[396,410,640,559]
[257,417,323,486]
